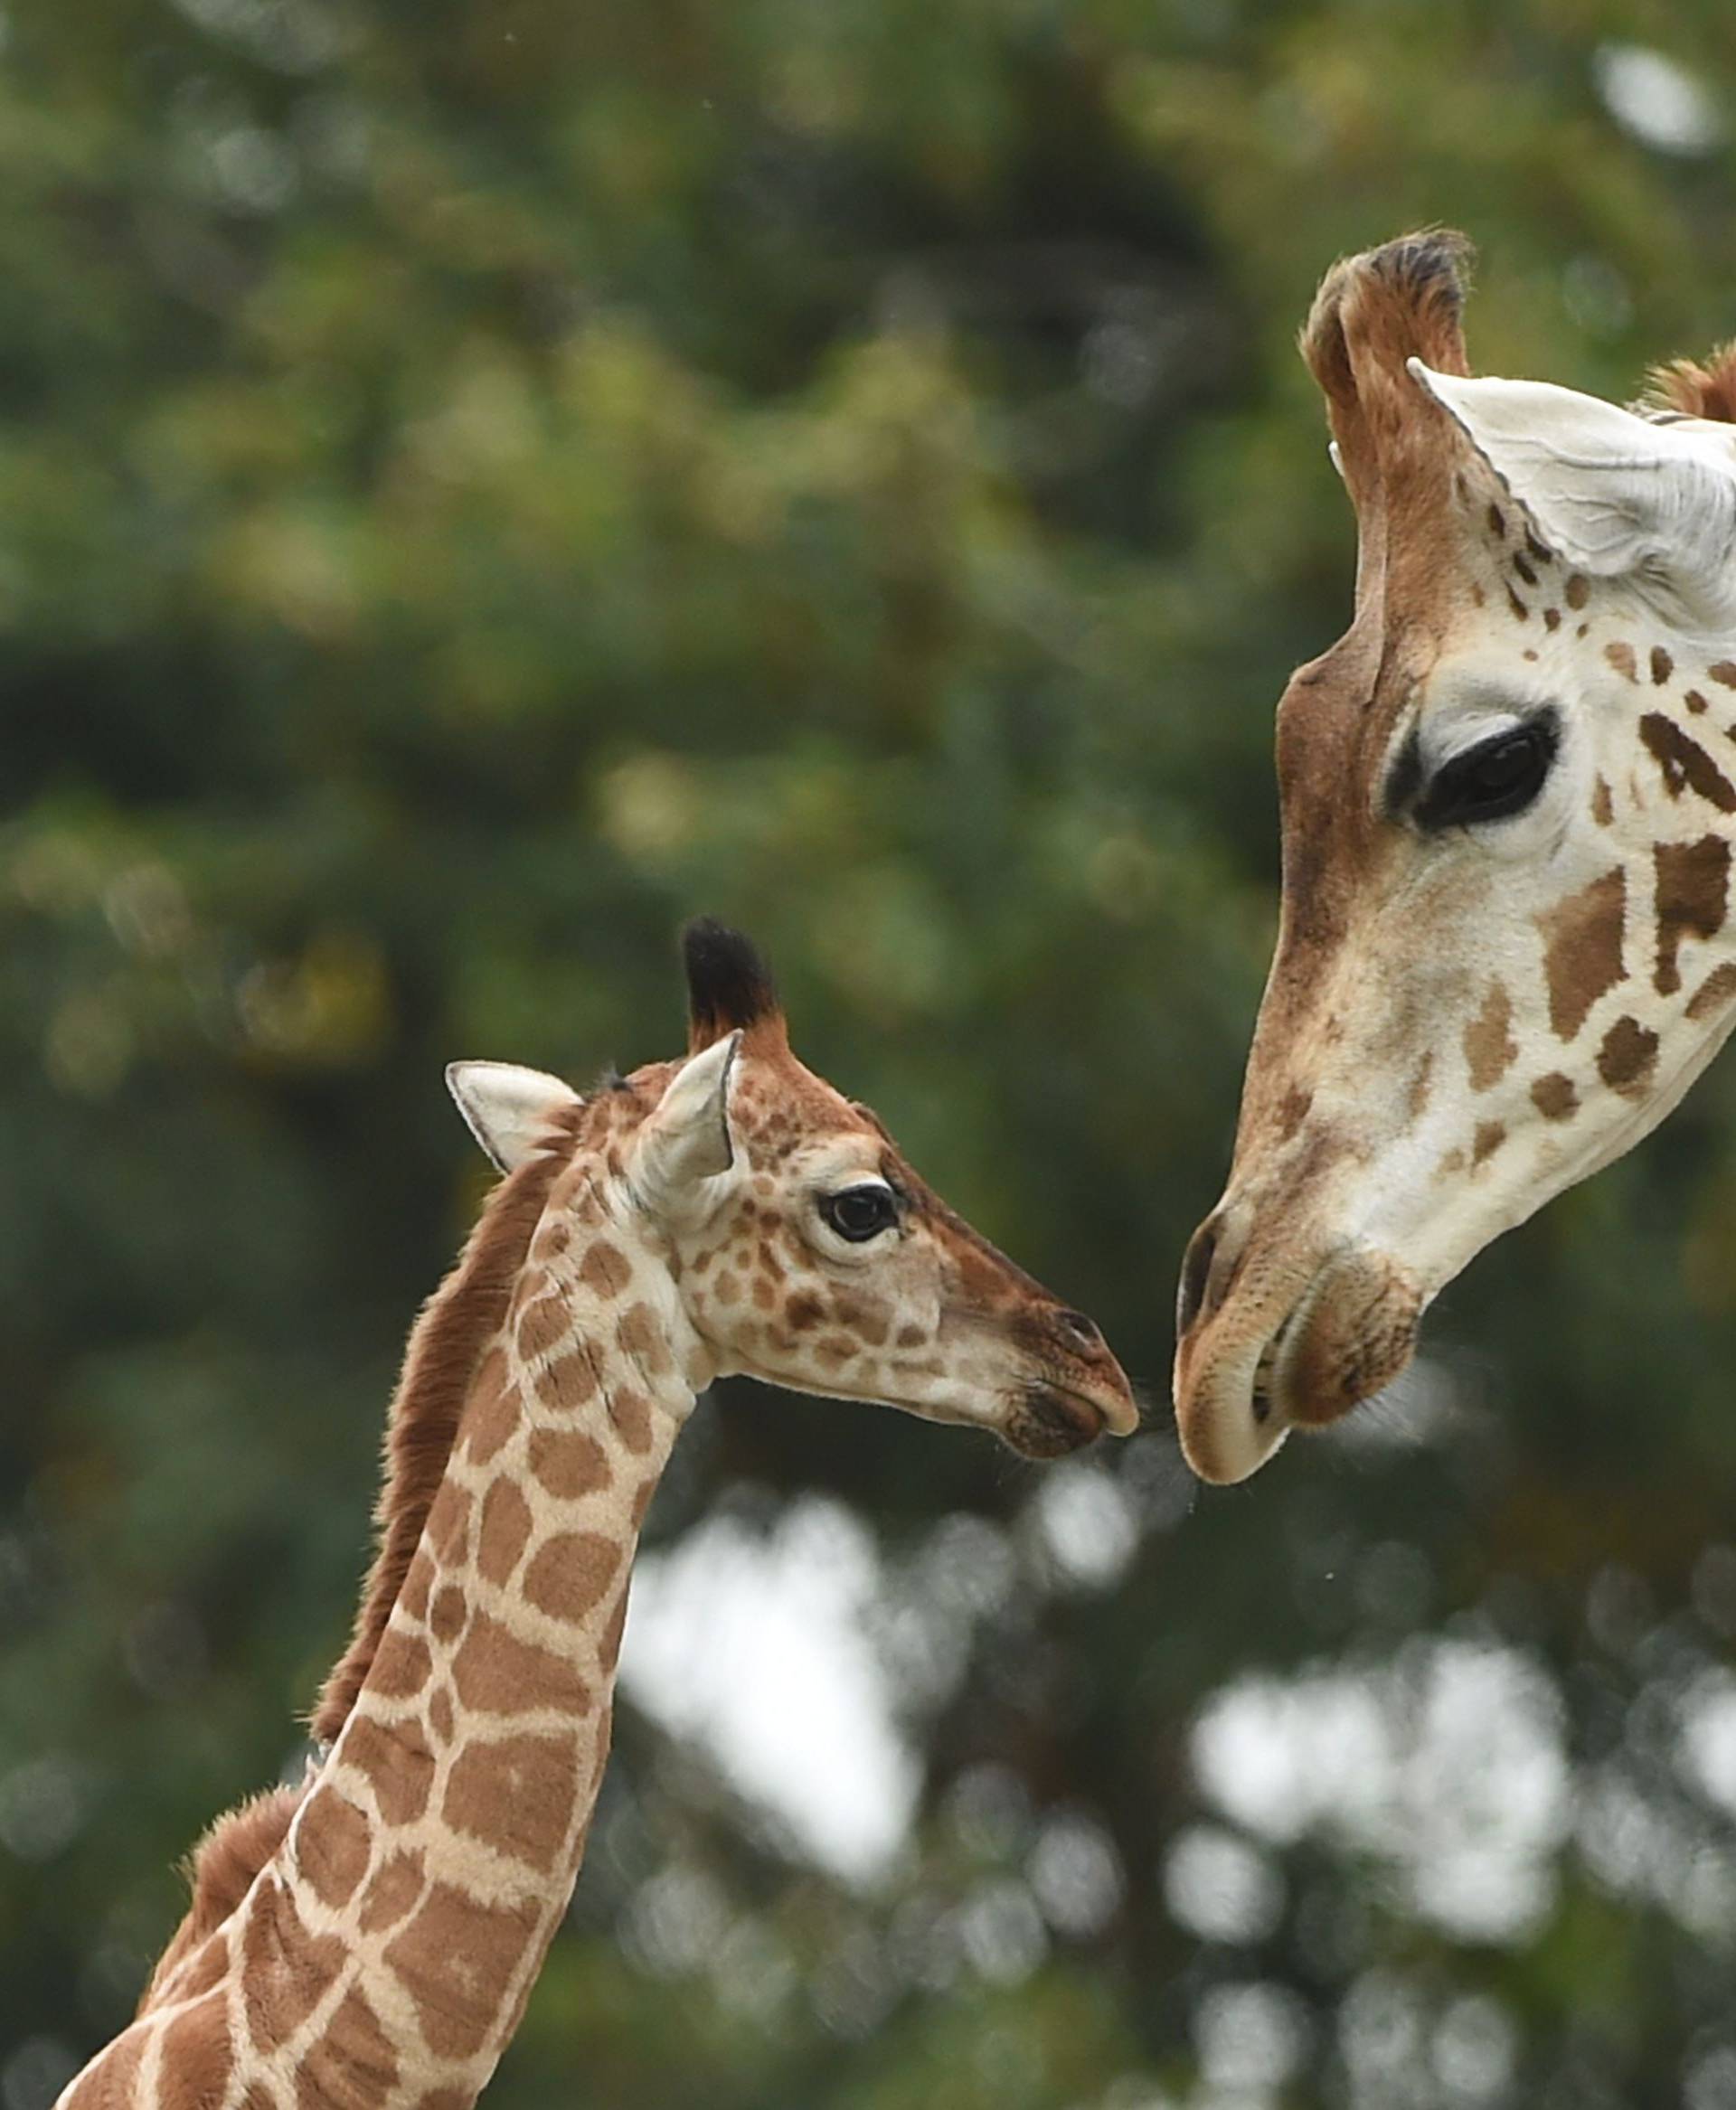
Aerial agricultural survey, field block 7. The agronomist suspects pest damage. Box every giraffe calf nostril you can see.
[1057,1307,1102,1350]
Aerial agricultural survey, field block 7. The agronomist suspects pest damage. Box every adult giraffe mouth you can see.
[1176,1246,1425,1484]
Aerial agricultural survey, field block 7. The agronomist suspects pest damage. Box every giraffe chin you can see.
[1004,1383,1109,1459]
[1177,1247,1425,1485]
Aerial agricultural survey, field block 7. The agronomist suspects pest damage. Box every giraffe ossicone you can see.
[60,918,1135,2110]
[1174,228,1736,1484]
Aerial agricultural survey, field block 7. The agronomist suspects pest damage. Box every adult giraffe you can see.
[1175,229,1736,1485]
[60,919,1135,2110]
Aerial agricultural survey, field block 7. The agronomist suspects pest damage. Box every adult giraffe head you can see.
[1174,230,1736,1484]
[450,918,1137,1461]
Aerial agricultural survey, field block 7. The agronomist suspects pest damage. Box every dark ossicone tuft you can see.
[682,917,780,1048]
[1365,227,1474,322]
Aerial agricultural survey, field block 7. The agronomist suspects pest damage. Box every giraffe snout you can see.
[1019,1300,1139,1440]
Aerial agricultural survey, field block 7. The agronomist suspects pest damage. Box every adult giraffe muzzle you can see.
[1175,230,1736,1484]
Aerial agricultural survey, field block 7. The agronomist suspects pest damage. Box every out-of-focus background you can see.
[6,4,1736,2105]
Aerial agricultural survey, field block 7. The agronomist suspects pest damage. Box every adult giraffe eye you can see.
[820,1186,898,1243]
[1417,714,1559,830]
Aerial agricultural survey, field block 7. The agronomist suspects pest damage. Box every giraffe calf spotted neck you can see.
[69,1111,706,2110]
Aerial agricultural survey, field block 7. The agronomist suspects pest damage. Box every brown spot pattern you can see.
[477,1479,533,1586]
[427,1483,472,1566]
[297,1785,371,1910]
[344,1714,437,1827]
[1654,835,1731,995]
[1463,982,1517,1091]
[1537,868,1626,1041]
[606,1385,654,1453]
[529,1427,609,1500]
[358,1850,427,1936]
[1710,661,1736,688]
[615,1302,672,1376]
[397,1550,434,1624]
[1591,777,1613,826]
[464,1377,522,1466]
[523,1532,621,1625]
[429,1586,467,1645]
[429,1686,454,1744]
[241,1878,345,2049]
[450,1611,591,1717]
[385,1883,536,2061]
[367,1627,432,1704]
[1531,1073,1578,1120]
[160,1990,233,2105]
[1605,641,1637,682]
[514,1295,569,1366]
[1641,712,1736,812]
[533,1344,599,1411]
[1688,964,1736,1020]
[1651,646,1675,685]
[1597,1017,1659,1097]
[300,1987,398,2110]
[785,1292,824,1332]
[1472,1121,1506,1165]
[1565,573,1590,609]
[579,1239,632,1299]
[443,1735,580,1870]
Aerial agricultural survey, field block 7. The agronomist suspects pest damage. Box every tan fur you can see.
[312,1110,581,1745]
[1646,343,1736,424]
[1300,228,1474,527]
[137,1786,304,2016]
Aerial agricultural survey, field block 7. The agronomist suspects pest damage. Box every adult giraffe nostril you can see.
[1176,1218,1219,1335]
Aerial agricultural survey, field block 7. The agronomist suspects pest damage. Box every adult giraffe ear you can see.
[628,1031,741,1221]
[1410,361,1736,624]
[447,1061,582,1174]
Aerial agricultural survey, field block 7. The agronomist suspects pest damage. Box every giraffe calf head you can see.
[449,920,1136,1457]
[1174,231,1736,1484]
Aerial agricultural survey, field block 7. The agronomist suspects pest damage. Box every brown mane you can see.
[1646,344,1736,424]
[137,1785,304,2015]
[134,1110,580,2017]
[310,1110,579,1743]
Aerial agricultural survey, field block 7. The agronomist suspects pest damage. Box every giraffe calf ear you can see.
[1409,361,1736,624]
[447,1061,582,1173]
[628,1031,741,1220]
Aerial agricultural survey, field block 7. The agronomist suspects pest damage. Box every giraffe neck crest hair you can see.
[314,1108,584,1746]
[105,1088,701,2109]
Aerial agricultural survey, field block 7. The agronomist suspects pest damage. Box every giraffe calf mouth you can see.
[1005,1382,1108,1460]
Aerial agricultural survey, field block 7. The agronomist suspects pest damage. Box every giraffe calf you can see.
[60,918,1134,2110]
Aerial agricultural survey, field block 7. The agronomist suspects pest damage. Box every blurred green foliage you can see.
[7,1,1736,2105]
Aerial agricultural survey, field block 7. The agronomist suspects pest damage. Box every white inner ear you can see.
[1409,359,1736,626]
[447,1060,582,1174]
[629,1031,741,1219]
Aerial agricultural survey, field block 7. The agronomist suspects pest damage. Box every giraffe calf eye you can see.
[820,1186,898,1242]
[1416,711,1559,831]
